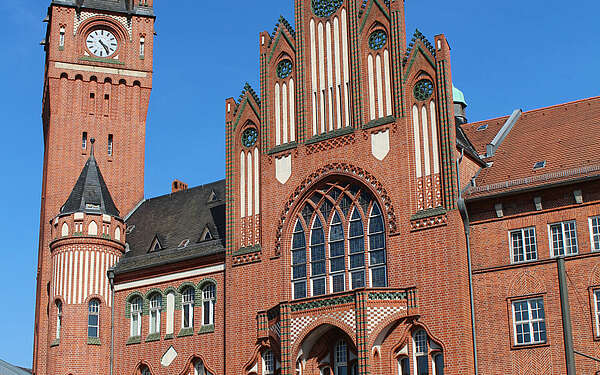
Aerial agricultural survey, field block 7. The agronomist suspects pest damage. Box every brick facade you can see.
[33,1,600,375]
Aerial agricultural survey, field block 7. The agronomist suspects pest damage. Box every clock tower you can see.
[34,1,155,374]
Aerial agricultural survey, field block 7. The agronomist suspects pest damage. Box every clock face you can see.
[86,30,118,58]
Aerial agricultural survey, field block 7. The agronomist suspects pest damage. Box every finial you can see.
[90,138,95,156]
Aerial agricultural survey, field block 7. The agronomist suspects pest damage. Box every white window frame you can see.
[262,350,274,375]
[589,216,600,252]
[130,297,142,337]
[88,299,100,338]
[509,227,538,264]
[548,221,578,257]
[149,294,161,334]
[181,287,195,329]
[594,290,600,337]
[368,203,387,288]
[202,284,216,326]
[334,340,348,375]
[397,356,410,375]
[512,297,546,346]
[413,330,428,375]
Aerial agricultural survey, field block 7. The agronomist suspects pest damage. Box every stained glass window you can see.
[276,59,293,79]
[290,181,387,299]
[242,127,258,148]
[413,79,434,101]
[368,30,387,50]
[312,0,343,18]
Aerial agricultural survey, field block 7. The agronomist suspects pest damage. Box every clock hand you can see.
[98,39,110,54]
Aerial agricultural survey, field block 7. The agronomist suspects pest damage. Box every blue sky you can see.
[0,0,598,368]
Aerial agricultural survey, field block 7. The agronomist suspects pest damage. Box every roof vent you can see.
[126,225,136,234]
[477,124,488,131]
[533,161,547,170]
[178,239,190,249]
[208,190,219,203]
[172,179,188,193]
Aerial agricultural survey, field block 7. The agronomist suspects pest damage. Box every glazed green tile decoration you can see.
[276,59,293,79]
[414,79,434,101]
[241,127,258,147]
[368,30,387,50]
[312,0,343,17]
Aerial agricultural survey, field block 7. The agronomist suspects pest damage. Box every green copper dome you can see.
[453,85,467,106]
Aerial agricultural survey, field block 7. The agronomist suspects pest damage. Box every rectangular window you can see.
[512,297,547,346]
[549,221,578,257]
[510,227,537,263]
[590,216,600,252]
[59,27,65,48]
[82,132,87,149]
[312,277,326,296]
[595,290,600,336]
[140,36,145,57]
[108,134,113,156]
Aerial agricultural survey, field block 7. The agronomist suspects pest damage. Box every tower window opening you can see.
[140,36,145,57]
[59,27,65,48]
[104,94,109,100]
[108,134,113,156]
[90,93,95,99]
[88,299,100,338]
[82,132,88,149]
[56,301,62,340]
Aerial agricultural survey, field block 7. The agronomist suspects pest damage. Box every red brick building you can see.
[33,0,600,374]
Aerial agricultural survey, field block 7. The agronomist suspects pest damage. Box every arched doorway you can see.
[296,324,358,375]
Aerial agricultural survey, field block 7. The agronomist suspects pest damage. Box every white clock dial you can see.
[86,30,118,58]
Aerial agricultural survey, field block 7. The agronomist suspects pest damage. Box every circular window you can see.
[368,30,387,50]
[242,128,258,148]
[312,0,343,18]
[276,60,293,79]
[413,80,434,101]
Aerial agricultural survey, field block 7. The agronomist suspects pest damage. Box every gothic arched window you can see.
[290,181,387,299]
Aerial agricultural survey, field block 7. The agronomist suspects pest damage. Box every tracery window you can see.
[290,181,387,299]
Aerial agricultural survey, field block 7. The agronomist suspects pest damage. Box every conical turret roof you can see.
[60,139,120,217]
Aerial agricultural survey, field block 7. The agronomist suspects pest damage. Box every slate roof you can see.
[51,0,155,17]
[0,359,31,375]
[60,141,120,217]
[463,96,600,199]
[114,179,226,275]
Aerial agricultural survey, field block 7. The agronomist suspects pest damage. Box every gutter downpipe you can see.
[557,257,576,374]
[456,148,479,375]
[107,268,115,375]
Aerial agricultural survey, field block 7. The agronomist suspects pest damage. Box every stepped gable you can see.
[464,96,600,198]
[114,179,226,275]
[60,140,120,217]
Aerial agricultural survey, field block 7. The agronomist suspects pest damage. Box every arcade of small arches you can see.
[57,72,143,87]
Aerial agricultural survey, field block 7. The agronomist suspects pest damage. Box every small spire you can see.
[90,137,95,157]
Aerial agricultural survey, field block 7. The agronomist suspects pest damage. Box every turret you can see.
[46,139,125,375]
[453,85,468,125]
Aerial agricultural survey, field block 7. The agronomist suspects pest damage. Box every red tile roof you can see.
[463,96,600,199]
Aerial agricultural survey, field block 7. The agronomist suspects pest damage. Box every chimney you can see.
[172,179,188,193]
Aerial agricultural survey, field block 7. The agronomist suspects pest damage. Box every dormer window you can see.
[178,239,190,249]
[150,236,162,252]
[200,227,213,242]
[208,190,219,203]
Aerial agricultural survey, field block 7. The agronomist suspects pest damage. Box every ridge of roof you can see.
[140,178,225,205]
